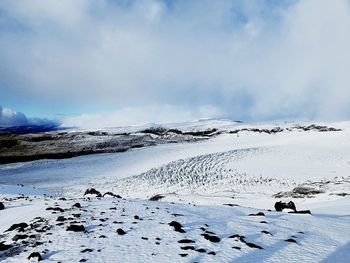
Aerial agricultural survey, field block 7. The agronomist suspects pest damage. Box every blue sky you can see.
[1,0,350,127]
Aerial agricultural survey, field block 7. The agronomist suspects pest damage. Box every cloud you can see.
[1,0,350,123]
[63,104,223,128]
[0,105,59,129]
[0,106,28,127]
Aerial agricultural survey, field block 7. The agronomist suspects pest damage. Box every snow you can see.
[0,120,349,262]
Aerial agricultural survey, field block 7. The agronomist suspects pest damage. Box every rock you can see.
[149,194,165,201]
[56,216,66,222]
[171,213,184,217]
[201,233,220,243]
[181,246,195,250]
[207,251,216,255]
[179,254,188,257]
[178,239,195,244]
[46,207,65,213]
[248,212,265,216]
[81,248,93,253]
[223,203,238,207]
[73,203,81,208]
[239,236,263,249]
[0,242,12,251]
[285,238,298,243]
[244,241,263,249]
[6,222,29,232]
[103,192,122,198]
[83,188,102,197]
[274,201,296,212]
[196,248,207,253]
[117,228,126,235]
[12,234,28,241]
[169,221,185,233]
[66,224,85,232]
[27,252,43,261]
[0,202,4,210]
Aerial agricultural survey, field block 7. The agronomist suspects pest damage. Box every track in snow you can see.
[106,148,297,197]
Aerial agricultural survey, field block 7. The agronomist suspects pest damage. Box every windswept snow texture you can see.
[0,120,350,262]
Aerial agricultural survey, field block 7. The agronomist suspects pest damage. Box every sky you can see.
[1,0,350,128]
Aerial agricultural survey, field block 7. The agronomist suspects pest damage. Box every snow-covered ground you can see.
[0,120,350,262]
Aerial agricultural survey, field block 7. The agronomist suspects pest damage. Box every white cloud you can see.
[1,0,350,124]
[0,105,59,128]
[62,104,223,128]
[0,106,28,127]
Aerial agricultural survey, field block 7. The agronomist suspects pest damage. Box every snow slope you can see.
[0,120,350,262]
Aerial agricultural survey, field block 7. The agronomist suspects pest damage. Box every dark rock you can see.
[56,216,66,222]
[229,234,241,239]
[149,194,165,201]
[0,202,4,210]
[32,241,44,247]
[181,246,195,250]
[207,251,216,255]
[46,207,65,213]
[238,236,263,249]
[99,235,107,238]
[117,228,126,235]
[81,248,93,253]
[134,215,140,220]
[73,203,81,208]
[244,242,263,249]
[0,242,12,251]
[261,230,272,235]
[196,248,206,253]
[179,254,188,257]
[27,252,43,261]
[285,238,298,243]
[12,234,28,241]
[201,233,220,243]
[232,246,241,250]
[84,188,102,197]
[66,224,85,232]
[248,212,265,216]
[178,239,195,244]
[141,237,148,240]
[6,222,28,232]
[169,221,185,233]
[103,192,122,198]
[274,201,296,212]
[171,213,184,217]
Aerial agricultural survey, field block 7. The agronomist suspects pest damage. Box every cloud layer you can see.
[0,105,59,129]
[1,0,350,125]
